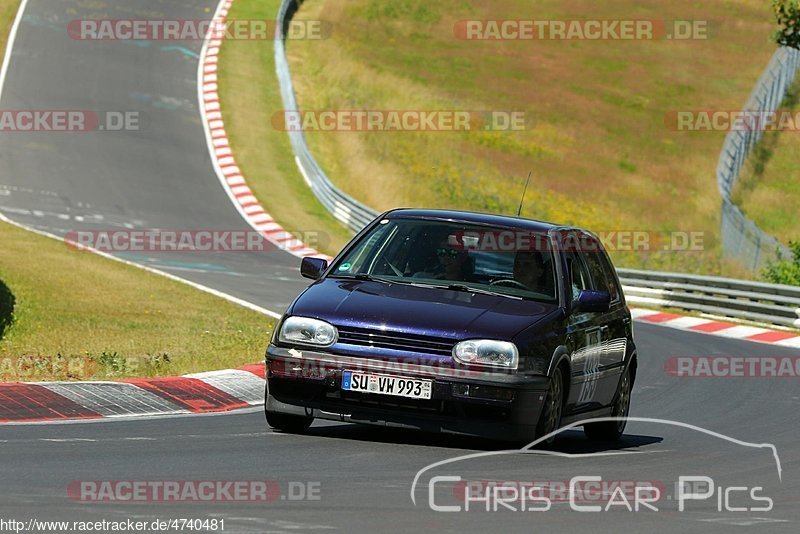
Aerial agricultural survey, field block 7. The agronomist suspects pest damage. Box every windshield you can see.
[330,218,558,302]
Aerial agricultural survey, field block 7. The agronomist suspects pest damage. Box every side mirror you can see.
[300,257,328,280]
[574,290,611,314]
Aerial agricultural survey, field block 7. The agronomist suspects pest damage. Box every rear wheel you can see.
[535,366,565,445]
[584,365,632,441]
[265,411,313,434]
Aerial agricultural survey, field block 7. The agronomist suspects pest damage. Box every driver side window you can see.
[568,253,591,301]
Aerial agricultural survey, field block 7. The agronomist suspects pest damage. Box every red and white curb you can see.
[0,364,265,423]
[631,308,800,348]
[199,0,334,263]
[4,307,799,423]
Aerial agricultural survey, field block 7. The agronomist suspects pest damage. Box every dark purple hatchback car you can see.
[265,209,637,442]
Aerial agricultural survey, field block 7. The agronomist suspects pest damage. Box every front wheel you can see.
[584,365,632,441]
[265,411,313,434]
[265,376,313,434]
[535,367,565,445]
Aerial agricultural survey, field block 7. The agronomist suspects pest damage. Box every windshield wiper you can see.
[441,283,523,300]
[334,273,406,285]
[332,275,521,299]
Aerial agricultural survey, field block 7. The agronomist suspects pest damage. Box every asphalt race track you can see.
[0,1,798,532]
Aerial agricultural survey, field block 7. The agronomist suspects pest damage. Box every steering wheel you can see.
[489,278,528,290]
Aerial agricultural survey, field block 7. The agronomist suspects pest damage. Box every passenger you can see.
[513,251,553,295]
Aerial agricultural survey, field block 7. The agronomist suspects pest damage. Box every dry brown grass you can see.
[285,0,777,275]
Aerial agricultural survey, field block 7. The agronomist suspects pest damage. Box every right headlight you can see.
[453,339,518,370]
[278,316,338,347]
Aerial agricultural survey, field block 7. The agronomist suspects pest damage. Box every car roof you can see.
[384,208,565,233]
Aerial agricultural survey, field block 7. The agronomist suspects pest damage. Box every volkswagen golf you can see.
[265,209,637,443]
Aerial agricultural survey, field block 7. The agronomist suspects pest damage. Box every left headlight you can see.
[278,316,338,347]
[453,339,519,370]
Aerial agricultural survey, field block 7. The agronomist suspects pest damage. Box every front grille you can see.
[335,326,455,357]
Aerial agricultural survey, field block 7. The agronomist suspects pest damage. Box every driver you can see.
[416,239,473,281]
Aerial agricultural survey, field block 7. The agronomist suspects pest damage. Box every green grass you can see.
[0,220,274,381]
[215,0,354,255]
[0,0,18,57]
[271,0,780,277]
[733,77,800,246]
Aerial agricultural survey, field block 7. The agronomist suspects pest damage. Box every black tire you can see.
[535,366,565,445]
[584,365,632,441]
[265,411,313,434]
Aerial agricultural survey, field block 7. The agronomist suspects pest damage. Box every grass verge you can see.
[0,0,18,57]
[0,220,274,381]
[733,76,800,247]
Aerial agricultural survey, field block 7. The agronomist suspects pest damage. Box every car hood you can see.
[289,278,558,341]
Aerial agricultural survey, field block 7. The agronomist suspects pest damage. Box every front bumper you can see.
[266,344,550,441]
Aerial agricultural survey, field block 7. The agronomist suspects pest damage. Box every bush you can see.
[0,279,14,340]
[773,0,800,49]
[761,241,800,285]
[96,351,130,376]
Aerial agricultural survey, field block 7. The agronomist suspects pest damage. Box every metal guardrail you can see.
[619,268,800,328]
[717,47,799,271]
[275,0,379,233]
[274,0,800,330]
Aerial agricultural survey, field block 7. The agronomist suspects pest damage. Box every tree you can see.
[773,0,800,49]
[761,241,800,286]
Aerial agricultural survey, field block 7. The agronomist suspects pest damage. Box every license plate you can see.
[341,371,432,400]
